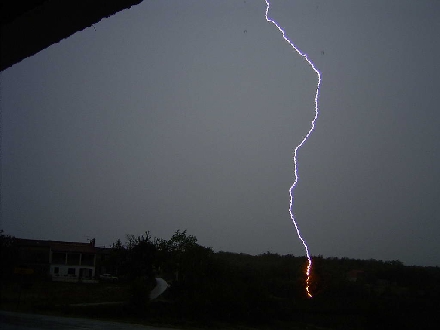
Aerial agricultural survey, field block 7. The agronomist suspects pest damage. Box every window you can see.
[68,268,76,276]
[54,267,59,274]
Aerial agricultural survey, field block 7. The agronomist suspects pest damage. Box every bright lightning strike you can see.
[264,0,322,298]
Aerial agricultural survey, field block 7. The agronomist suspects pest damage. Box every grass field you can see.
[2,277,439,330]
[0,279,325,330]
[1,279,129,312]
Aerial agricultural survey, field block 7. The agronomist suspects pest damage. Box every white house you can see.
[49,239,97,282]
[14,237,107,283]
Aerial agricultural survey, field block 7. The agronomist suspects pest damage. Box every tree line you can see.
[99,230,440,328]
[2,229,440,328]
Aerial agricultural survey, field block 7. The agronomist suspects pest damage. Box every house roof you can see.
[51,242,96,253]
[15,238,97,253]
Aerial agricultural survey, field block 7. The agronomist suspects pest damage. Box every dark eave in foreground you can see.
[1,0,143,71]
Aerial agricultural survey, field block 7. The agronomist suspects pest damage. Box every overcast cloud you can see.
[1,0,439,266]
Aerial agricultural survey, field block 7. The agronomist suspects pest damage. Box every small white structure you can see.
[149,278,170,300]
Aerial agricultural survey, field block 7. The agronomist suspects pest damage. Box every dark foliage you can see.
[104,232,440,329]
[2,229,439,329]
[0,230,18,279]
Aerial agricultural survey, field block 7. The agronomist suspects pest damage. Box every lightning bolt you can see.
[264,0,322,298]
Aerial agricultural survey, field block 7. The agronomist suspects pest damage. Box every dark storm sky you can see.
[1,0,439,266]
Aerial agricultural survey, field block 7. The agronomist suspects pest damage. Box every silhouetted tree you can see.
[125,231,156,281]
[0,230,17,278]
